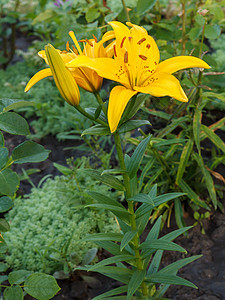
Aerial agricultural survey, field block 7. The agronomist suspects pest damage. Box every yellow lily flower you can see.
[66,21,210,133]
[25,30,115,94]
[39,44,80,106]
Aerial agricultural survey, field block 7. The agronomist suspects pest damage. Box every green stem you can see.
[75,105,107,126]
[199,23,205,58]
[181,0,186,55]
[113,131,148,296]
[94,92,107,116]
[121,0,130,22]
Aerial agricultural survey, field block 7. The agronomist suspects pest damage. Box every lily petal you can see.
[108,86,138,133]
[66,56,130,87]
[25,68,52,92]
[156,56,210,74]
[134,73,188,102]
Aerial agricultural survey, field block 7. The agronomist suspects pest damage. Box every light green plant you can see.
[4,161,119,274]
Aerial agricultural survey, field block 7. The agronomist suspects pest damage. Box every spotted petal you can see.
[156,56,210,74]
[66,56,130,87]
[134,73,188,102]
[108,85,138,133]
[25,68,52,92]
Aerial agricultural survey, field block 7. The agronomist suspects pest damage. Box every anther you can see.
[120,36,126,48]
[78,39,86,43]
[60,50,68,54]
[146,44,151,49]
[124,51,128,63]
[128,37,132,41]
[92,34,98,43]
[139,54,147,60]
[72,46,78,55]
[113,45,117,57]
[137,38,146,45]
[66,41,70,51]
[86,39,93,47]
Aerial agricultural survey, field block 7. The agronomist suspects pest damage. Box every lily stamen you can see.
[93,34,98,43]
[66,41,70,52]
[120,36,126,48]
[139,54,147,61]
[137,38,146,45]
[113,45,117,57]
[124,51,128,63]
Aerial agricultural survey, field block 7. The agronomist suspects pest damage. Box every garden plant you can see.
[24,18,211,299]
[0,0,224,299]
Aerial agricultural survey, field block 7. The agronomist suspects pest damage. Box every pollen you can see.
[137,38,146,45]
[128,37,133,41]
[139,54,147,61]
[113,45,117,57]
[92,34,98,43]
[66,41,70,52]
[120,36,126,48]
[78,39,86,43]
[124,51,128,63]
[60,50,68,54]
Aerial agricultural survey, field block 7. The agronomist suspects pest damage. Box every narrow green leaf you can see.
[146,274,197,288]
[127,269,146,300]
[146,216,162,241]
[128,193,154,204]
[0,169,19,196]
[119,120,151,134]
[200,117,225,141]
[174,199,186,228]
[176,139,194,185]
[159,255,202,275]
[179,179,210,209]
[202,92,225,102]
[101,169,127,175]
[120,230,138,251]
[87,191,124,208]
[157,116,188,138]
[95,241,131,257]
[3,101,35,112]
[193,108,202,153]
[82,233,123,242]
[138,157,156,192]
[201,124,225,154]
[86,203,130,217]
[81,169,125,191]
[88,255,134,271]
[92,286,128,300]
[0,131,4,147]
[81,248,97,266]
[81,124,110,136]
[24,273,60,300]
[90,265,132,276]
[0,112,29,135]
[193,153,217,208]
[12,141,50,164]
[0,196,13,212]
[127,135,151,179]
[3,286,23,300]
[147,250,163,275]
[161,226,192,241]
[0,147,8,169]
[140,240,186,253]
[136,193,184,218]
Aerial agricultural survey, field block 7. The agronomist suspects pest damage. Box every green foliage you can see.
[4,162,119,274]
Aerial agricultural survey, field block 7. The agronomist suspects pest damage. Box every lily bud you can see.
[45,44,80,106]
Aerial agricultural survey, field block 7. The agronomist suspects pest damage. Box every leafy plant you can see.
[4,157,119,274]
